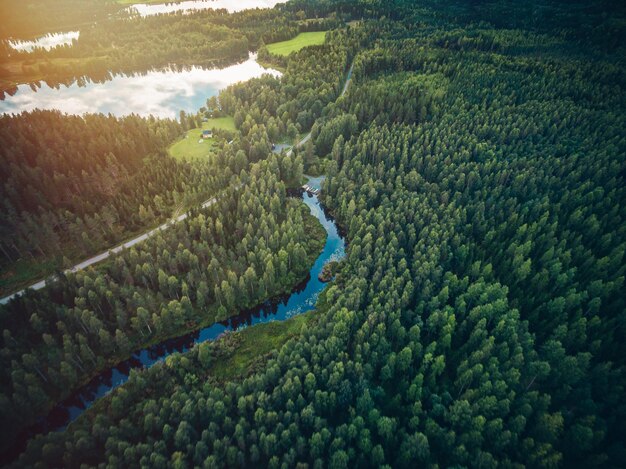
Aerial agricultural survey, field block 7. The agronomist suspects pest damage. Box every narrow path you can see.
[0,191,226,305]
[341,61,354,96]
[286,62,353,157]
[0,61,354,305]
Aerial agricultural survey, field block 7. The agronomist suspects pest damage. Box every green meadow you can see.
[168,117,235,161]
[266,31,326,56]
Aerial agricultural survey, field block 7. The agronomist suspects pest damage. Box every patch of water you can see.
[128,0,283,16]
[0,53,280,118]
[7,31,80,52]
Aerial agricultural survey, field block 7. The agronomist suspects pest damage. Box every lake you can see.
[0,53,280,118]
[128,0,283,16]
[7,31,80,52]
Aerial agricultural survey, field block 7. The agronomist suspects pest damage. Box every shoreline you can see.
[0,193,330,464]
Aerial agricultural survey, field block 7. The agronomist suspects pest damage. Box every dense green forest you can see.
[0,111,228,294]
[2,0,626,467]
[0,29,347,292]
[0,14,350,455]
[0,157,325,452]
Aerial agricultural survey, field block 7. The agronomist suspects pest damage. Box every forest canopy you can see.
[1,0,625,467]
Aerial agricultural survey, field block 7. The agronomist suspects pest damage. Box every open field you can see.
[203,115,236,131]
[168,131,216,161]
[266,31,326,56]
[167,117,235,161]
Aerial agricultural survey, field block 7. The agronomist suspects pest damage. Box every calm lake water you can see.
[0,54,280,118]
[128,0,283,16]
[4,180,345,465]
[7,31,80,52]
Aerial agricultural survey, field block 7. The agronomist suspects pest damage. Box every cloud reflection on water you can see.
[0,54,281,118]
[129,0,283,16]
[8,31,80,52]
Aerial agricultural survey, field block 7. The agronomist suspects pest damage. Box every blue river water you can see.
[8,178,344,462]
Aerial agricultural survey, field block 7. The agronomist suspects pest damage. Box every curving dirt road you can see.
[286,62,353,157]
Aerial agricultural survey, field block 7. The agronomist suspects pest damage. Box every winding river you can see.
[5,177,345,463]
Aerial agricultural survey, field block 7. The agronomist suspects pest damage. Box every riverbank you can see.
[2,52,354,464]
[52,277,336,469]
[38,286,335,468]
[0,195,328,462]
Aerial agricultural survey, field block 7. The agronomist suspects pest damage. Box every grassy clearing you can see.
[210,313,314,380]
[208,274,337,381]
[266,31,326,56]
[203,116,236,131]
[167,130,216,161]
[207,270,334,382]
[167,117,235,161]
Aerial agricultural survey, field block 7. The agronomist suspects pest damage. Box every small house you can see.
[202,130,213,139]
